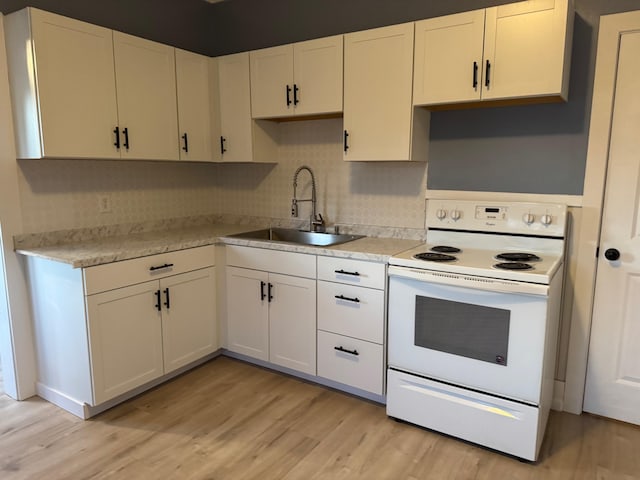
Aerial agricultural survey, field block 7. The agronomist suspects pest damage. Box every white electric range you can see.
[386,200,567,461]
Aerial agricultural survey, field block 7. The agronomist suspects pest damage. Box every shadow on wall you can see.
[17,158,222,194]
[349,162,426,198]
[427,13,593,196]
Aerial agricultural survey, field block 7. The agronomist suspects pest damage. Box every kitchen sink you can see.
[228,227,364,247]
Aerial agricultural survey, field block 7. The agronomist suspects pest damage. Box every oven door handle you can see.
[388,265,550,296]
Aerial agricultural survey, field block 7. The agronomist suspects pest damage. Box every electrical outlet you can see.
[97,194,112,213]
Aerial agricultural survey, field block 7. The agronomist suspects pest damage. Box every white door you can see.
[113,32,179,160]
[413,10,485,106]
[268,273,317,375]
[482,0,569,101]
[293,35,343,116]
[160,268,217,374]
[226,266,269,361]
[30,9,119,159]
[250,44,294,119]
[86,281,164,405]
[175,49,213,162]
[584,30,640,425]
[343,23,414,161]
[217,52,254,162]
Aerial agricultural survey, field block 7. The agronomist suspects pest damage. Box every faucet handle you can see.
[312,213,326,232]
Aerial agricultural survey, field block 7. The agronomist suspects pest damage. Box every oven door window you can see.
[415,296,510,366]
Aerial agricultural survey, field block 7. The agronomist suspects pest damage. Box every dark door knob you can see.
[604,248,620,261]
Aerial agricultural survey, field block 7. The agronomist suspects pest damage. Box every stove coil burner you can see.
[495,252,541,262]
[494,262,534,271]
[430,245,461,254]
[414,252,457,262]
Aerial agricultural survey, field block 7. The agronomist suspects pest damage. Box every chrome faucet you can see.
[292,165,325,232]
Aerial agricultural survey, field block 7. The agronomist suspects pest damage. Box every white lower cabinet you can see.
[225,246,317,375]
[26,245,217,417]
[316,256,387,395]
[87,280,165,405]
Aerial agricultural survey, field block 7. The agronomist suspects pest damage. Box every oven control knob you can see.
[436,209,447,220]
[522,213,535,225]
[540,214,553,226]
[450,209,461,221]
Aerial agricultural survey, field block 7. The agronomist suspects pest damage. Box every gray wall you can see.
[2,0,640,195]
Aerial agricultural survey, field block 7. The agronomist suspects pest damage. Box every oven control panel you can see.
[475,206,508,221]
[426,200,567,236]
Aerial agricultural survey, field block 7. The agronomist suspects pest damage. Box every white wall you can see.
[0,13,36,399]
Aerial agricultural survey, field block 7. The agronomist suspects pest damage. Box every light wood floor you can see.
[1,356,639,480]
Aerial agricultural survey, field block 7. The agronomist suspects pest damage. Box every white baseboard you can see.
[37,351,222,419]
[36,383,88,419]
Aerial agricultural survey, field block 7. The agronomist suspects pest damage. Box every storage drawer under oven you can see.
[387,369,541,461]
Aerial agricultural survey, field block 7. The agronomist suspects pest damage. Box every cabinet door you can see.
[113,32,179,160]
[160,267,217,374]
[413,10,485,106]
[175,49,213,162]
[344,23,415,161]
[483,0,570,100]
[293,35,343,116]
[86,281,164,405]
[29,9,120,159]
[250,45,294,119]
[226,266,269,361]
[217,52,254,162]
[268,273,317,375]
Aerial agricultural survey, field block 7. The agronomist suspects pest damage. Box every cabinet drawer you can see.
[317,256,385,290]
[84,245,216,295]
[226,245,316,278]
[317,330,384,395]
[317,281,384,344]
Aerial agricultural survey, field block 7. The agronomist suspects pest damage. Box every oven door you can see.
[388,266,549,404]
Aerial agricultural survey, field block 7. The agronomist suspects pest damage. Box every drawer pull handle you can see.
[123,127,130,150]
[181,132,189,153]
[268,282,273,302]
[335,269,359,276]
[335,294,360,303]
[163,288,170,309]
[334,346,359,356]
[260,281,266,301]
[113,126,120,149]
[154,289,162,312]
[149,263,174,272]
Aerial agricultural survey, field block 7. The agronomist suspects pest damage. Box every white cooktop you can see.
[389,200,568,285]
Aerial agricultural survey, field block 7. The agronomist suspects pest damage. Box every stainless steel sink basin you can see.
[228,227,364,247]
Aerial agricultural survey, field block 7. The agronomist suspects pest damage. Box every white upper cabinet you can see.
[344,23,429,161]
[413,10,486,106]
[4,8,120,159]
[482,0,573,101]
[216,52,255,162]
[175,49,213,162]
[113,32,179,160]
[250,45,293,119]
[414,0,574,107]
[250,35,343,119]
[293,36,343,116]
[214,53,278,162]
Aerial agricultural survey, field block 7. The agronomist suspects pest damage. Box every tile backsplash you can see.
[17,118,427,234]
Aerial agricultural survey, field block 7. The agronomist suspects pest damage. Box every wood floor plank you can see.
[1,356,640,479]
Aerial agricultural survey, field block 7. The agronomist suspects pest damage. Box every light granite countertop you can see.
[15,220,424,268]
